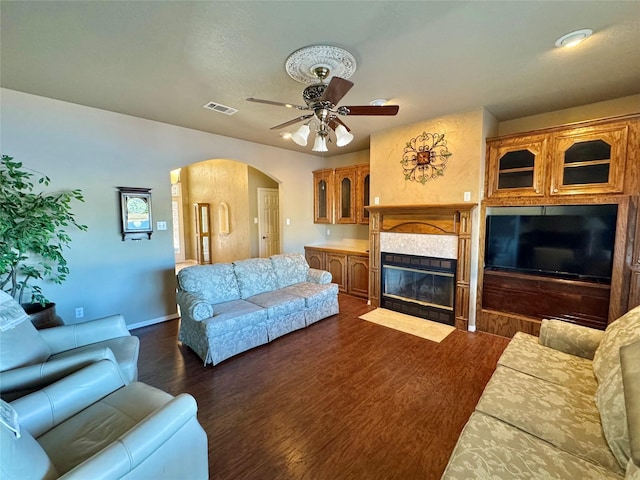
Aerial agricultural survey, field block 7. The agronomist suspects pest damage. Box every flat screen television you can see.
[484,204,617,283]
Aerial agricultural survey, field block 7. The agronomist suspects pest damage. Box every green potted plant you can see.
[0,154,87,324]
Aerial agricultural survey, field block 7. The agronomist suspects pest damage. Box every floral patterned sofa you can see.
[442,304,640,479]
[176,253,339,366]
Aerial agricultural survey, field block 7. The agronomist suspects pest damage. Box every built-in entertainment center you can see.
[478,114,639,337]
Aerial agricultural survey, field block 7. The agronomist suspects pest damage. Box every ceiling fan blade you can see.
[270,114,313,130]
[319,77,354,106]
[247,97,309,111]
[329,117,351,132]
[342,105,399,116]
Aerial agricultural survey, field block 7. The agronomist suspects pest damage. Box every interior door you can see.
[258,188,280,257]
[195,203,211,264]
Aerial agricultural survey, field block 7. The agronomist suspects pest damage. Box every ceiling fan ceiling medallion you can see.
[285,45,357,84]
[247,44,398,152]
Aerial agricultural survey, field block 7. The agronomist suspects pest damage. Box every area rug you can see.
[359,308,455,343]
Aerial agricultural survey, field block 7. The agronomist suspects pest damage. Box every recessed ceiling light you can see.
[555,29,593,48]
[369,99,387,106]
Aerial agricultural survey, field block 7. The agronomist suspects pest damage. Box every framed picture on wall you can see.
[118,187,153,240]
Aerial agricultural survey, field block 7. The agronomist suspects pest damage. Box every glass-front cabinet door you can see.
[356,164,370,224]
[334,166,356,224]
[550,122,628,195]
[313,169,334,224]
[486,134,547,198]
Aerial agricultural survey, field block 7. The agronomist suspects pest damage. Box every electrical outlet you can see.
[464,191,471,202]
[326,229,331,236]
[286,218,291,225]
[374,196,380,205]
[75,307,84,319]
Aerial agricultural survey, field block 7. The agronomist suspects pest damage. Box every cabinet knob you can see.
[553,188,558,193]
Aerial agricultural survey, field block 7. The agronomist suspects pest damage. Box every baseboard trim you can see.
[128,313,179,331]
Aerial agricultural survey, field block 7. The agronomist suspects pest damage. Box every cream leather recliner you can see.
[0,313,139,400]
[1,360,209,479]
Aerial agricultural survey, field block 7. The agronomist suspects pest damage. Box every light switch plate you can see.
[157,221,167,230]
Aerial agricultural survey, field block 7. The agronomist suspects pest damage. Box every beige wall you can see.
[185,160,251,263]
[370,108,488,205]
[498,94,640,136]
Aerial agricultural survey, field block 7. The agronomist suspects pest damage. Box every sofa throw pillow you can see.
[0,320,51,371]
[593,305,640,384]
[233,258,279,299]
[270,253,309,288]
[177,264,241,304]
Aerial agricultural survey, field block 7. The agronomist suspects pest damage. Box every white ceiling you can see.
[2,1,639,156]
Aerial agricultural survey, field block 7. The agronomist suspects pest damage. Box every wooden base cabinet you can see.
[304,246,369,298]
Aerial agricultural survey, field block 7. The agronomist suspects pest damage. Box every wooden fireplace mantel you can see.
[366,204,477,331]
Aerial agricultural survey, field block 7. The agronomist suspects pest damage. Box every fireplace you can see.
[381,252,456,325]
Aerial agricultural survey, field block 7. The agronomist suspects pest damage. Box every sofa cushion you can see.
[205,299,267,337]
[442,411,622,480]
[37,382,173,475]
[597,362,629,470]
[270,253,309,288]
[246,291,306,319]
[593,305,640,384]
[628,458,640,479]
[476,365,622,474]
[0,320,52,371]
[280,282,339,308]
[621,340,640,468]
[233,258,279,299]
[497,332,598,396]
[177,264,241,304]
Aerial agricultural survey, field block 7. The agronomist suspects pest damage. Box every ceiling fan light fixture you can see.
[291,124,311,146]
[555,29,593,48]
[335,124,354,147]
[312,134,328,152]
[369,99,387,107]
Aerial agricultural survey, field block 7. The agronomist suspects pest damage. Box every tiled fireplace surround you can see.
[367,204,477,331]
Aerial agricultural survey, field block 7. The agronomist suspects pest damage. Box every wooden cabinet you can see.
[304,246,369,298]
[313,169,334,224]
[334,166,356,224]
[486,116,635,201]
[326,253,348,292]
[549,121,628,196]
[486,134,547,198]
[312,163,370,225]
[347,255,369,297]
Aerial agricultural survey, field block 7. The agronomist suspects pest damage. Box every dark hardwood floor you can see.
[134,294,509,480]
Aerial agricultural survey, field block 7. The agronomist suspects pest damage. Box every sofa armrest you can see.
[539,319,604,360]
[59,394,202,480]
[11,360,127,438]
[621,340,640,468]
[0,346,118,396]
[177,290,213,321]
[307,268,332,285]
[39,314,131,354]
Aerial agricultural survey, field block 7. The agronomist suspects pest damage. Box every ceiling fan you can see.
[247,46,399,152]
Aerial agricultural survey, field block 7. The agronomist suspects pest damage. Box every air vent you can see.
[202,101,238,115]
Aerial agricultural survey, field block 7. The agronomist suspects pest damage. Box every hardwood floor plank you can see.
[134,294,509,479]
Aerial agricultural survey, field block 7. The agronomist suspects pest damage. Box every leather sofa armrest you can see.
[39,314,131,354]
[307,268,332,285]
[539,319,604,360]
[11,360,127,438]
[59,394,201,480]
[0,346,118,397]
[177,290,213,321]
